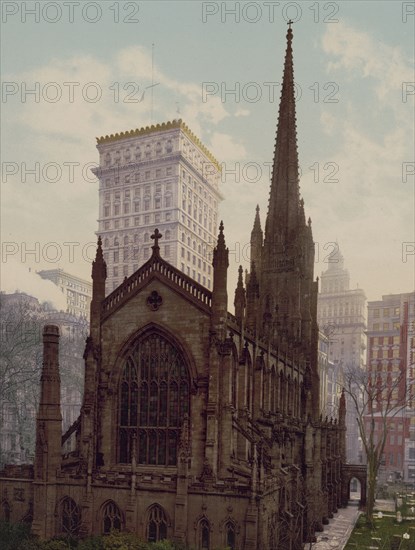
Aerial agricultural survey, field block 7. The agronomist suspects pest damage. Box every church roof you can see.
[101,230,212,320]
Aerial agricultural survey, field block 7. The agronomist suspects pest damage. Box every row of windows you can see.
[51,497,235,549]
[105,182,173,202]
[110,249,173,278]
[372,322,400,331]
[320,305,362,316]
[181,182,217,209]
[59,279,91,294]
[371,336,400,346]
[103,231,173,249]
[102,211,173,230]
[181,169,218,204]
[373,307,400,318]
[180,264,211,288]
[180,250,211,273]
[103,196,173,217]
[103,167,174,189]
[103,140,174,167]
[180,140,213,176]
[320,279,349,294]
[370,349,401,359]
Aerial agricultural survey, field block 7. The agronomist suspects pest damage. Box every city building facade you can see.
[317,247,366,463]
[318,331,342,418]
[37,269,92,320]
[94,120,222,293]
[0,28,359,549]
[366,292,415,482]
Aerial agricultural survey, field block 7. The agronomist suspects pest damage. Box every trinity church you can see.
[0,28,355,549]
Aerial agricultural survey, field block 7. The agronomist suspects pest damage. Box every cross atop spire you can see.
[151,228,163,253]
[287,19,293,29]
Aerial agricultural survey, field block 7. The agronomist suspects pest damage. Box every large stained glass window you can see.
[118,332,190,466]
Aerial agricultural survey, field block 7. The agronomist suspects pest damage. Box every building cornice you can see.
[96,119,221,173]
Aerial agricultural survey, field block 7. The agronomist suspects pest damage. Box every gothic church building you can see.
[0,28,347,549]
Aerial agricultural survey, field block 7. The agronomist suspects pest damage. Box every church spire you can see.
[211,221,229,337]
[264,24,300,243]
[234,265,246,325]
[90,236,107,341]
[250,205,263,275]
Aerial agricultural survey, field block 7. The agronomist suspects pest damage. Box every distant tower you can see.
[317,244,366,462]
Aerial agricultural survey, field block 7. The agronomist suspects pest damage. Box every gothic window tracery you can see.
[58,497,81,537]
[118,332,190,466]
[147,504,168,542]
[102,501,123,534]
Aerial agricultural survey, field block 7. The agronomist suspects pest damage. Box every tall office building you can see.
[94,120,222,293]
[37,268,92,320]
[317,246,367,463]
[366,292,415,482]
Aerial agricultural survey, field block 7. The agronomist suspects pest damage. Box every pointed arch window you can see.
[225,521,236,550]
[118,332,190,466]
[199,518,210,549]
[58,497,81,537]
[102,501,123,534]
[2,500,11,522]
[147,505,167,542]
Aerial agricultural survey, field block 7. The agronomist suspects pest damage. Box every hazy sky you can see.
[1,0,414,306]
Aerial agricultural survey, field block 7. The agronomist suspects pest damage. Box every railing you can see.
[102,255,212,317]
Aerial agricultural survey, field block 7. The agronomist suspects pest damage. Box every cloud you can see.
[301,22,415,298]
[1,260,68,311]
[235,108,250,117]
[208,132,247,162]
[322,21,413,109]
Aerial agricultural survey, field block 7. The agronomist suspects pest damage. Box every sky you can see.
[1,0,414,308]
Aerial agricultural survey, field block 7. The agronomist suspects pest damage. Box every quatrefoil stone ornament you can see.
[147,290,163,311]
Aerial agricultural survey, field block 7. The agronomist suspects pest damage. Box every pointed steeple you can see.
[264,25,300,243]
[250,205,263,274]
[92,236,107,282]
[90,236,107,340]
[234,265,246,324]
[211,221,229,337]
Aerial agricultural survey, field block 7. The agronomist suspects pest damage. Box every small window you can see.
[200,519,210,550]
[226,522,236,550]
[102,501,123,535]
[147,505,168,542]
[58,497,81,537]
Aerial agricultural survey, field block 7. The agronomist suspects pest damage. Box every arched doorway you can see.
[341,465,367,509]
[349,477,361,501]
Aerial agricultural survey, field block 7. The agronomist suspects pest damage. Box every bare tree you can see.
[343,363,413,527]
[0,293,86,465]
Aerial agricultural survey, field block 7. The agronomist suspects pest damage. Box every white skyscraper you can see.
[94,120,222,293]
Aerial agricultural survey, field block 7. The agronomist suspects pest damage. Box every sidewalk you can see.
[305,501,361,550]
